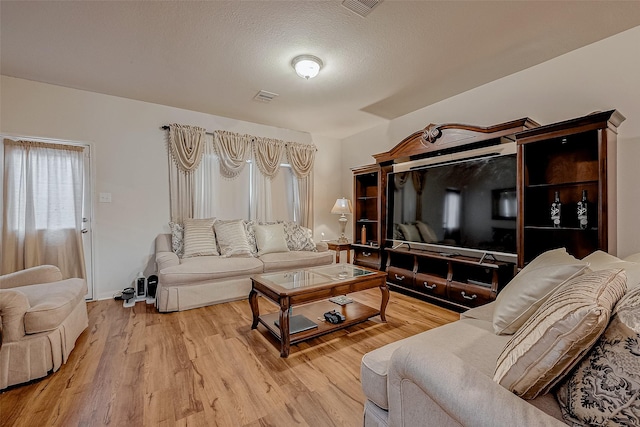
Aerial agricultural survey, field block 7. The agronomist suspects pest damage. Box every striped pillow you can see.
[182,218,218,258]
[494,269,627,399]
[214,220,253,257]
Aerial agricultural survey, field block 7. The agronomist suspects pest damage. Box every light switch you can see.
[99,192,112,203]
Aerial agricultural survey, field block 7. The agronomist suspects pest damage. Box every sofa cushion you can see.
[160,256,264,285]
[361,317,510,410]
[625,252,640,264]
[259,251,333,273]
[214,219,253,257]
[182,218,218,258]
[494,269,627,399]
[493,248,589,335]
[18,278,87,334]
[583,250,640,289]
[282,222,317,252]
[254,223,290,256]
[556,286,640,426]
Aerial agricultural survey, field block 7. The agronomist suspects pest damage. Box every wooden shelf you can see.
[257,300,379,344]
[516,109,624,267]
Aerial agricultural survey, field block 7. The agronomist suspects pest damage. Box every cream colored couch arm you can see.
[156,252,179,272]
[315,242,328,252]
[0,265,62,289]
[155,234,180,271]
[387,342,566,427]
[0,289,30,342]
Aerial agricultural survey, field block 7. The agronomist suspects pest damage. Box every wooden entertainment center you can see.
[352,110,624,310]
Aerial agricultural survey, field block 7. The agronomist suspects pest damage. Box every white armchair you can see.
[0,265,88,389]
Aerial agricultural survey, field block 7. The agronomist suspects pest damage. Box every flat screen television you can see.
[387,152,517,259]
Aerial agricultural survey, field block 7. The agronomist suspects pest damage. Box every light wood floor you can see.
[0,289,459,427]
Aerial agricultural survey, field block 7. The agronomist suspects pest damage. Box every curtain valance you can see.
[167,125,316,179]
[286,142,316,179]
[169,124,206,172]
[213,130,252,178]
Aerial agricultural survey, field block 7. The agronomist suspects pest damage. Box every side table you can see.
[327,241,352,264]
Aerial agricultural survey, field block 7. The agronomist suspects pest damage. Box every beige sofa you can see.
[155,234,333,312]
[361,250,640,426]
[0,265,88,390]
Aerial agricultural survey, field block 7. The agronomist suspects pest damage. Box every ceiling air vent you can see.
[253,90,279,103]
[341,0,382,17]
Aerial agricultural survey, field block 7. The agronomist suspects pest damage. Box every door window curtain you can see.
[2,139,86,279]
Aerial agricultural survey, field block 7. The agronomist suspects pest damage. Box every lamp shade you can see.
[331,198,353,215]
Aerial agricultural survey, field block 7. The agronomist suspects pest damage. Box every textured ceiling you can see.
[2,1,640,139]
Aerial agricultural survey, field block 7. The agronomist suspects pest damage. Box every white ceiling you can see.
[2,1,640,139]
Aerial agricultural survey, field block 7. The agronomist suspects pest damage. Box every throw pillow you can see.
[492,248,590,335]
[625,252,640,264]
[214,219,253,257]
[415,221,438,243]
[169,221,185,258]
[282,221,317,252]
[398,223,422,242]
[584,250,640,289]
[494,269,628,400]
[556,286,640,426]
[254,223,290,256]
[182,218,218,258]
[244,220,258,256]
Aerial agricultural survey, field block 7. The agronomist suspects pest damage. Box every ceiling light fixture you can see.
[291,55,323,80]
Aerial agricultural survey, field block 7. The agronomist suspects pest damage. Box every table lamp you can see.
[331,197,352,244]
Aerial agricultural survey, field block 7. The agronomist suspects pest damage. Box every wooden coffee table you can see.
[249,264,389,357]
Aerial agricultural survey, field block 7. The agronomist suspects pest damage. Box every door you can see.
[0,135,94,299]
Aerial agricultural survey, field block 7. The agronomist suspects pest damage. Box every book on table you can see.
[274,315,318,334]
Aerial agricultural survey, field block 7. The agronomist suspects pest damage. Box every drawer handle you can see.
[423,282,436,290]
[394,274,405,281]
[363,252,372,257]
[461,291,477,300]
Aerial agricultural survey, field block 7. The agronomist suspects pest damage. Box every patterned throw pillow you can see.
[244,220,258,256]
[556,286,640,426]
[494,269,627,400]
[282,221,317,252]
[169,221,185,258]
[182,218,218,258]
[214,219,253,257]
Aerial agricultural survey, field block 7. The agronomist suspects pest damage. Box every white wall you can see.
[0,76,342,299]
[342,25,640,258]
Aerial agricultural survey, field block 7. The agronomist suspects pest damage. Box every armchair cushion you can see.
[18,278,87,334]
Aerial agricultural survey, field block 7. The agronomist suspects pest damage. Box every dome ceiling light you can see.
[291,55,323,80]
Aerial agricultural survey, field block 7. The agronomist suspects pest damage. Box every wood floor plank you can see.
[0,289,458,427]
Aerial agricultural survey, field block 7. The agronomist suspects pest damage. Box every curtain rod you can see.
[161,125,215,137]
[161,125,317,151]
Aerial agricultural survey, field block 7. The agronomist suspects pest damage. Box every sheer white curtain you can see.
[2,139,86,278]
[194,134,219,219]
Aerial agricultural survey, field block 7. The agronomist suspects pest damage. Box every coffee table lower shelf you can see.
[257,300,380,347]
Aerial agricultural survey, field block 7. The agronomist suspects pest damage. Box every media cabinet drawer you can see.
[354,247,380,264]
[448,282,493,308]
[414,273,447,298]
[387,266,413,287]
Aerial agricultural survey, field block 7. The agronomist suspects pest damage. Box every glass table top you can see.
[256,264,376,290]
